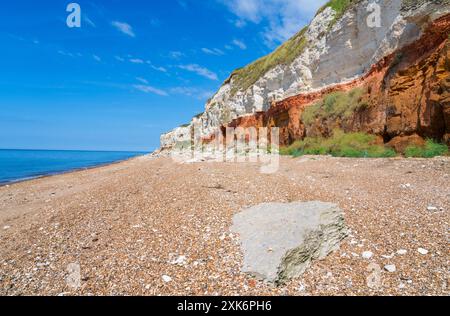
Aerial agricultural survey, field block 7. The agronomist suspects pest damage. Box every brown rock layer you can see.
[220,14,450,147]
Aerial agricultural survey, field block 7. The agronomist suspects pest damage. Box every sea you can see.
[0,149,146,185]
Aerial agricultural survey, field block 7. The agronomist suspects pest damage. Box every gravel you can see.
[0,155,448,296]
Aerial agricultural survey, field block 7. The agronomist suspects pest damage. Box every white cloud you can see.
[133,85,168,96]
[58,50,75,57]
[171,87,214,100]
[232,39,247,50]
[111,21,136,37]
[220,0,327,47]
[136,77,149,84]
[130,58,144,64]
[145,61,168,73]
[201,48,225,56]
[169,51,184,60]
[151,65,167,73]
[93,55,102,62]
[115,56,125,62]
[84,16,96,28]
[233,19,247,28]
[179,64,218,81]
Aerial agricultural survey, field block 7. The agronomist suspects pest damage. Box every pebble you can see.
[162,275,172,283]
[417,248,429,255]
[3,226,11,230]
[362,251,373,259]
[384,265,396,273]
[397,249,407,255]
[298,283,306,292]
[427,206,438,212]
[170,255,187,266]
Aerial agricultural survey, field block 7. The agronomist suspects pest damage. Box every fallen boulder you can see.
[231,201,348,285]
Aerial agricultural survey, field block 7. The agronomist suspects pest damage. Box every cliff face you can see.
[161,0,450,150]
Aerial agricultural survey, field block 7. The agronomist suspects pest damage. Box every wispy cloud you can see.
[58,50,75,57]
[111,21,136,37]
[219,0,327,47]
[84,16,96,28]
[169,51,184,60]
[232,39,247,50]
[179,64,218,81]
[115,56,125,62]
[129,58,144,64]
[136,77,149,84]
[171,87,214,100]
[201,48,225,56]
[133,84,168,96]
[93,55,102,62]
[149,64,167,73]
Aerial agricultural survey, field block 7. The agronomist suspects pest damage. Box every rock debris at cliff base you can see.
[0,156,448,296]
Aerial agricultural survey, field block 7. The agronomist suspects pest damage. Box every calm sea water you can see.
[0,149,146,184]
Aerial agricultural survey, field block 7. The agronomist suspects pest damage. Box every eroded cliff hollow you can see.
[161,0,450,150]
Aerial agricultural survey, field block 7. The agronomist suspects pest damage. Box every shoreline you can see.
[0,155,448,295]
[0,153,149,187]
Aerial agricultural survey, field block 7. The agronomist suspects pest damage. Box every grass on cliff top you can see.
[302,88,368,125]
[228,27,307,96]
[316,0,361,28]
[405,140,449,158]
[226,0,365,96]
[280,130,397,158]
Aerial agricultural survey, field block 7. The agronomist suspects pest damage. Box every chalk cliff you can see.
[161,0,450,150]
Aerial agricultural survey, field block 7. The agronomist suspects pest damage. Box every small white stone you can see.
[362,251,373,259]
[427,206,438,212]
[162,275,172,283]
[170,255,187,266]
[384,264,396,273]
[3,226,11,230]
[381,253,394,259]
[298,283,306,292]
[397,249,407,255]
[418,248,429,255]
[145,284,151,290]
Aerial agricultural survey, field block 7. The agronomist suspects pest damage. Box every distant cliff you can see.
[161,0,450,151]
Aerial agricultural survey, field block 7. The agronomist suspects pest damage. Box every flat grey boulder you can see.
[231,201,348,285]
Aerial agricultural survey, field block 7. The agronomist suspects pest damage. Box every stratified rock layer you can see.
[231,202,348,284]
[161,1,450,150]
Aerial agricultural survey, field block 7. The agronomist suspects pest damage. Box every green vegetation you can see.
[226,0,366,96]
[316,0,360,29]
[302,88,368,125]
[280,130,397,158]
[228,27,308,96]
[405,140,449,158]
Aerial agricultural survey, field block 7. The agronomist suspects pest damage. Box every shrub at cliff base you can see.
[280,130,397,158]
[302,88,367,125]
[405,140,449,158]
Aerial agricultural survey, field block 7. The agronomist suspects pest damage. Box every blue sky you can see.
[0,0,327,152]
